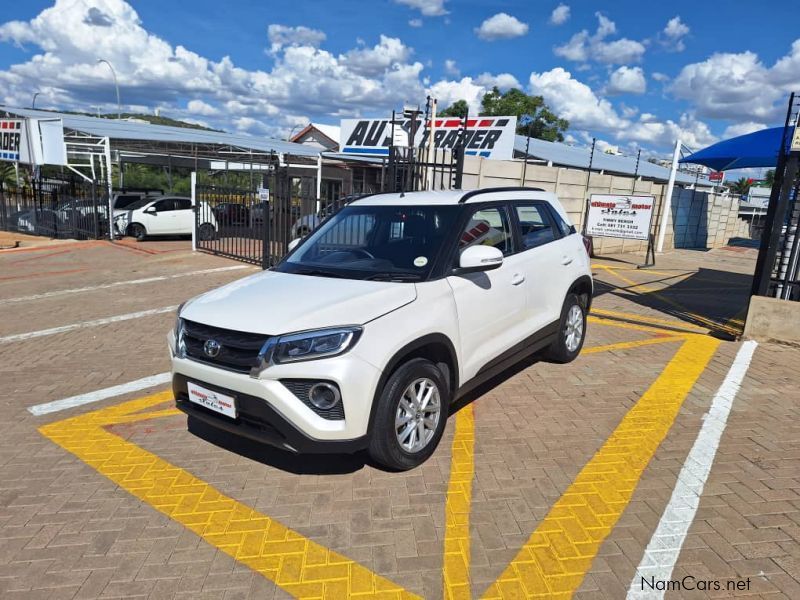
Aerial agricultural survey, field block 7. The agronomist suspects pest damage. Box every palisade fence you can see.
[751,92,800,301]
[0,175,109,240]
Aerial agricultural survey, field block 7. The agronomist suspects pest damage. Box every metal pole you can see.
[31,92,40,109]
[580,138,596,235]
[522,120,532,184]
[657,138,681,252]
[103,137,113,240]
[97,59,121,119]
[191,171,197,252]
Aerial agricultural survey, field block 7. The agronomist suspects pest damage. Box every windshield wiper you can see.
[364,272,422,282]
[293,268,345,279]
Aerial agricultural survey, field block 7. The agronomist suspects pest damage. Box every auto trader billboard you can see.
[340,116,517,160]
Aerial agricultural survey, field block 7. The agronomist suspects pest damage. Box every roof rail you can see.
[458,186,546,203]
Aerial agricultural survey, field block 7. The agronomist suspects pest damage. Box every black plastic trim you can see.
[173,374,367,453]
[458,187,545,204]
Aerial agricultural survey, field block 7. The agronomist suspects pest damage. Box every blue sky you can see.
[1,0,798,157]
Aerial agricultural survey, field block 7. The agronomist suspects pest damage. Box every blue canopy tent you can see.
[679,126,791,171]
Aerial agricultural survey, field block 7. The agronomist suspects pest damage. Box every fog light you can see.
[308,382,341,410]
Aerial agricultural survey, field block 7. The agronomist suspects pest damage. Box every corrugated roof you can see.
[2,106,320,157]
[514,135,710,185]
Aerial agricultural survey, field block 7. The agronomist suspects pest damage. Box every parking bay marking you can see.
[0,305,178,344]
[0,265,250,305]
[28,372,172,416]
[626,340,757,600]
[37,316,715,598]
[39,391,420,599]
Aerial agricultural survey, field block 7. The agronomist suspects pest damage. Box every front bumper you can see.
[173,373,367,453]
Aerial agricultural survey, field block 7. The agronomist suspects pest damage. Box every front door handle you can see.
[511,273,525,286]
[562,256,574,266]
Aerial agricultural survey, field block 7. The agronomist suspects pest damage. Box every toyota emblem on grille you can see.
[203,339,221,358]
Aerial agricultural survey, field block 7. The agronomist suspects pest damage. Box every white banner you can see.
[585,194,655,241]
[340,116,517,159]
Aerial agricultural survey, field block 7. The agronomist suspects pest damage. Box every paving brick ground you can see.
[0,238,797,599]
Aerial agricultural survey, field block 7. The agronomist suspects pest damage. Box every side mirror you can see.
[287,238,301,252]
[455,245,503,274]
[144,206,157,214]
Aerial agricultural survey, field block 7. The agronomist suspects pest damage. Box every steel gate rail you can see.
[0,176,108,240]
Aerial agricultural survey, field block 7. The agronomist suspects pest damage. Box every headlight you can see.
[269,326,362,364]
[174,303,186,357]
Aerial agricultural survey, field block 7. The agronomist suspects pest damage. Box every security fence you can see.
[0,175,109,240]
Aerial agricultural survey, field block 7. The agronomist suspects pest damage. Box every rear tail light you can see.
[582,235,593,258]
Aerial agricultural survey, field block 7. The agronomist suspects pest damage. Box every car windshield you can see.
[276,204,461,281]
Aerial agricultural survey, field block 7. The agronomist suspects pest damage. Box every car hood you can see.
[180,270,417,334]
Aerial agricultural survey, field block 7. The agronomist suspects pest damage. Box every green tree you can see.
[0,162,16,189]
[438,100,469,118]
[729,177,753,196]
[765,169,775,187]
[480,87,569,142]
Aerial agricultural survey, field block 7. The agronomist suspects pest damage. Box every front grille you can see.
[281,379,346,420]
[183,320,270,373]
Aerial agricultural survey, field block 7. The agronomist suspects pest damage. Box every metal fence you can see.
[0,176,109,240]
[751,92,800,301]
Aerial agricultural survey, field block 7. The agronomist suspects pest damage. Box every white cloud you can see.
[475,72,520,90]
[606,66,646,95]
[267,24,326,53]
[187,99,218,116]
[394,0,448,17]
[722,122,767,138]
[627,112,716,148]
[661,16,689,52]
[0,0,431,137]
[529,67,627,131]
[670,48,795,121]
[475,13,529,41]
[652,72,670,82]
[408,18,423,27]
[428,77,486,115]
[444,59,459,77]
[549,4,570,26]
[554,12,645,64]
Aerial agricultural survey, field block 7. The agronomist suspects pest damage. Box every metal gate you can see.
[194,167,317,269]
[751,92,800,300]
[0,175,108,240]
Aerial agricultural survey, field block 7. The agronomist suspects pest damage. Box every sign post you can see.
[585,193,657,266]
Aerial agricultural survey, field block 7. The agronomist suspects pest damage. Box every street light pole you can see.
[31,92,40,109]
[97,59,121,119]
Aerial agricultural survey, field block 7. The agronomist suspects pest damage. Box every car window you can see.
[459,206,513,256]
[174,198,193,210]
[514,203,558,249]
[153,199,175,212]
[547,205,575,237]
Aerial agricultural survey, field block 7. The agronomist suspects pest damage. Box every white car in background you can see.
[114,196,217,241]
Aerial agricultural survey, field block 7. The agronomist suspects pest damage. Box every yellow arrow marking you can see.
[40,391,420,600]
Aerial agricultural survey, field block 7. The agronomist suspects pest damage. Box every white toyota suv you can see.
[169,188,592,470]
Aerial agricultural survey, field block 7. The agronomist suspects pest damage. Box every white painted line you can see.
[28,372,172,416]
[0,305,178,344]
[0,265,249,305]
[626,340,758,599]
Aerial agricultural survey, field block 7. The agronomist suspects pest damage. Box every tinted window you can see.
[459,206,514,256]
[548,205,575,237]
[153,199,175,212]
[114,195,142,209]
[514,204,557,249]
[175,198,193,210]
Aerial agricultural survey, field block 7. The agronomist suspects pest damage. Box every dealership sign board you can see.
[340,116,517,159]
[0,118,67,166]
[585,194,655,241]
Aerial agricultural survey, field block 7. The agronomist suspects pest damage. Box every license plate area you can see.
[187,381,237,419]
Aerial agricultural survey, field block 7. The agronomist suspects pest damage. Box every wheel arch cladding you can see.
[366,333,459,436]
[569,275,593,311]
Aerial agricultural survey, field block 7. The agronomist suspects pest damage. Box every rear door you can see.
[446,204,528,381]
[510,202,571,333]
[173,198,195,234]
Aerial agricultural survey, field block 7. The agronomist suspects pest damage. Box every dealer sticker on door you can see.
[187,381,237,419]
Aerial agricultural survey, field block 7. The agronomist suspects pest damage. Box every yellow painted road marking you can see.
[443,404,476,600]
[40,391,419,600]
[587,315,687,337]
[481,334,719,598]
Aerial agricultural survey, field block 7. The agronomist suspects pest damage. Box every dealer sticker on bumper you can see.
[187,381,237,419]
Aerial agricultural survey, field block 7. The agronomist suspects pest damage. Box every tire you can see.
[543,292,586,364]
[129,223,147,241]
[368,358,450,471]
[199,223,216,241]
